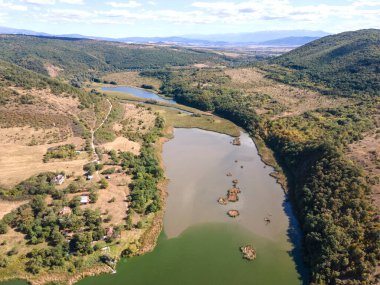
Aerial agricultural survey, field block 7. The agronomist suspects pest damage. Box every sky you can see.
[0,0,379,37]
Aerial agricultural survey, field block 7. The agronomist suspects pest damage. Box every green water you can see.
[79,223,301,285]
[77,129,304,285]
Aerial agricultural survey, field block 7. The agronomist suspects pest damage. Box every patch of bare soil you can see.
[44,64,63,78]
[113,123,123,132]
[102,136,140,155]
[225,68,351,118]
[192,63,210,68]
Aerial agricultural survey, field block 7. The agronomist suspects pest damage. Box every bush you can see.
[99,178,108,189]
[0,257,8,268]
[0,221,8,234]
[101,168,116,175]
[89,191,98,204]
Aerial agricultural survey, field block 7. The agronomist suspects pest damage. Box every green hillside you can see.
[270,29,380,96]
[0,59,93,108]
[0,35,228,82]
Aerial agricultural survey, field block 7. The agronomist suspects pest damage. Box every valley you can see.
[0,28,378,285]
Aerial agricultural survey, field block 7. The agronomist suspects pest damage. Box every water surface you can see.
[102,86,176,104]
[78,128,305,285]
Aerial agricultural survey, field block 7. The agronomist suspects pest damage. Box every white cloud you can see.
[7,0,380,32]
[0,0,28,10]
[0,12,7,23]
[21,0,55,4]
[107,1,142,8]
[21,0,84,4]
[190,0,380,24]
[33,8,94,22]
[60,0,85,4]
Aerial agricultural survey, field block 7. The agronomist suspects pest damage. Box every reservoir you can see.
[78,128,305,285]
[102,86,176,104]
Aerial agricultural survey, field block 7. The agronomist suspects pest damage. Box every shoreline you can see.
[0,97,285,285]
[137,132,171,255]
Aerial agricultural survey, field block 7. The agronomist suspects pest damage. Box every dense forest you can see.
[142,30,380,284]
[268,29,380,97]
[0,35,232,84]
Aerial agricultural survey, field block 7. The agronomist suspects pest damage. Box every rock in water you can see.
[227,210,240,217]
[218,197,228,205]
[240,245,256,261]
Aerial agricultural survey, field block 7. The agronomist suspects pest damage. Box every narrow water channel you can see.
[78,128,305,285]
[102,86,176,104]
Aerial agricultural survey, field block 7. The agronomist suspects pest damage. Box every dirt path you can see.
[91,99,112,162]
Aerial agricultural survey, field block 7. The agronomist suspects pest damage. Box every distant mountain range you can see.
[0,26,330,47]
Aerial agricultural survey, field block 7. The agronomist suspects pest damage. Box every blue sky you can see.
[0,0,379,37]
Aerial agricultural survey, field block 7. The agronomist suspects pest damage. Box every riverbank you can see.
[252,135,288,192]
[76,127,304,285]
[98,85,287,188]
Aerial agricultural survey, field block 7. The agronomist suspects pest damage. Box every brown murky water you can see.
[164,128,292,242]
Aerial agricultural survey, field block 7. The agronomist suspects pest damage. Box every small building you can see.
[80,195,90,204]
[59,206,72,216]
[53,174,65,185]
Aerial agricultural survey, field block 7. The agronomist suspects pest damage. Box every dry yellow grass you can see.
[225,68,350,118]
[0,200,28,219]
[102,71,161,89]
[0,126,66,146]
[102,136,140,155]
[10,87,82,117]
[80,174,131,226]
[122,103,156,134]
[0,136,87,187]
[346,129,380,207]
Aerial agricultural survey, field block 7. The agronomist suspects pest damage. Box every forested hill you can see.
[270,29,380,96]
[0,35,229,82]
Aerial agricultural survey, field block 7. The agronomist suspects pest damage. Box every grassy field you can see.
[101,71,162,90]
[149,105,240,137]
[101,89,241,137]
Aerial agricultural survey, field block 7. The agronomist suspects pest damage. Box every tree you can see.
[89,191,98,204]
[125,214,133,230]
[50,227,65,246]
[70,232,93,255]
[83,163,96,175]
[30,196,47,215]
